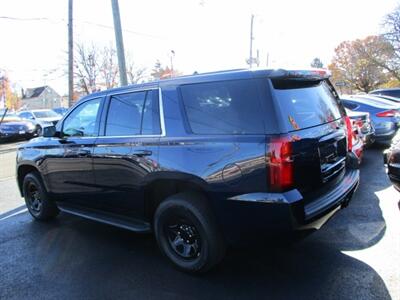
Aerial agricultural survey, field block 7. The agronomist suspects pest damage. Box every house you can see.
[20,86,62,109]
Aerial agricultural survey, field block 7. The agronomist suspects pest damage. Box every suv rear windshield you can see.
[272,80,342,132]
[180,79,265,135]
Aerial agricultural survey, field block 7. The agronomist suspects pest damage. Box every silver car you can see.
[18,109,62,135]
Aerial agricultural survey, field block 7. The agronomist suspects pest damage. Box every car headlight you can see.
[26,122,35,130]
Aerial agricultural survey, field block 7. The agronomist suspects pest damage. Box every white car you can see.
[18,109,62,135]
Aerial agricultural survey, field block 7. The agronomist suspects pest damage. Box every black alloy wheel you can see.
[165,218,202,260]
[154,192,226,273]
[23,172,59,221]
[26,181,42,216]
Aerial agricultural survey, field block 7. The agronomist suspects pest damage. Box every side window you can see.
[105,90,161,136]
[20,112,33,119]
[180,79,265,134]
[62,98,101,137]
[142,91,161,135]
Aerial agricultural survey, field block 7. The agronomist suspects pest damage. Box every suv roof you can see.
[80,68,331,102]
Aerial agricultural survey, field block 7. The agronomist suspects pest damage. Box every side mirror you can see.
[42,125,58,137]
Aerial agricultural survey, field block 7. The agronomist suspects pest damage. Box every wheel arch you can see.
[17,164,44,196]
[144,172,211,222]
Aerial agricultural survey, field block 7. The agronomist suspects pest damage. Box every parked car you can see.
[16,69,360,273]
[0,113,38,142]
[345,108,375,146]
[370,88,400,98]
[341,96,400,144]
[52,107,68,116]
[349,118,364,164]
[369,94,400,104]
[383,133,400,191]
[18,109,62,135]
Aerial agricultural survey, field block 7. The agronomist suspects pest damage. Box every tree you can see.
[310,57,324,68]
[378,5,400,81]
[74,43,100,94]
[150,60,181,80]
[126,53,147,84]
[328,36,389,93]
[0,72,20,110]
[74,43,148,94]
[99,46,119,89]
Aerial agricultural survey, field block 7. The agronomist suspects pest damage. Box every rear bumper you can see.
[374,128,397,143]
[214,169,359,244]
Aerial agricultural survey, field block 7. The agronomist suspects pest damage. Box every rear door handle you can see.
[132,150,152,157]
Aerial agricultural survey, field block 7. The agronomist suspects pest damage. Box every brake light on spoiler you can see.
[268,69,331,81]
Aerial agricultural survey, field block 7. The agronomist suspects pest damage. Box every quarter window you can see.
[62,98,101,137]
[105,90,161,136]
[180,80,265,134]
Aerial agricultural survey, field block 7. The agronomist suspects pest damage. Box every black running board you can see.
[57,203,151,233]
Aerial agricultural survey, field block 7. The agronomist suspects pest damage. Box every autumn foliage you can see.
[328,36,392,93]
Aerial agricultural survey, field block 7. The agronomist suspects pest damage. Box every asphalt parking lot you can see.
[0,142,399,300]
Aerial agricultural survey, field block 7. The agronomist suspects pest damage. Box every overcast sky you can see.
[0,0,398,95]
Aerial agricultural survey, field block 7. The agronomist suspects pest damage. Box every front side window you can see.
[20,112,34,119]
[180,79,265,134]
[105,90,161,136]
[62,98,101,137]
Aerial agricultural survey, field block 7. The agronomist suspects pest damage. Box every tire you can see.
[154,192,226,273]
[23,172,59,221]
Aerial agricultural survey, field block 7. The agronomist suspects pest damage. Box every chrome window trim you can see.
[97,87,166,139]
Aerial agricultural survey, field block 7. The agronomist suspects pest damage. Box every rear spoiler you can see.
[268,69,331,81]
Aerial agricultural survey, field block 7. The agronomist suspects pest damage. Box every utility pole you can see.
[68,0,73,107]
[111,0,128,86]
[249,14,254,68]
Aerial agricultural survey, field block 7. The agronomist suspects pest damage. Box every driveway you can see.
[0,147,399,299]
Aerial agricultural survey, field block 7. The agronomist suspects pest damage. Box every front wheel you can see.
[23,172,59,221]
[154,192,226,273]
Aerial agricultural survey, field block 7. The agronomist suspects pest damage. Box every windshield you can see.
[32,110,60,118]
[1,114,22,122]
[272,80,343,132]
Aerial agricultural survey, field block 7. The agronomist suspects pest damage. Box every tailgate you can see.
[270,78,348,197]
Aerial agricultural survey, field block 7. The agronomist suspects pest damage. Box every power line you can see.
[0,15,167,40]
[0,16,51,21]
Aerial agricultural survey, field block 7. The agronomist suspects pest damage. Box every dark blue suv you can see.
[16,69,359,273]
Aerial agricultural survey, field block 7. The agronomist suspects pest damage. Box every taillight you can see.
[376,109,397,117]
[354,118,364,129]
[268,137,293,192]
[345,116,353,151]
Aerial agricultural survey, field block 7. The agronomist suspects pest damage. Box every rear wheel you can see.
[154,192,226,273]
[23,172,59,221]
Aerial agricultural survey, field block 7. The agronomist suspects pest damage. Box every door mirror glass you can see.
[43,125,57,137]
